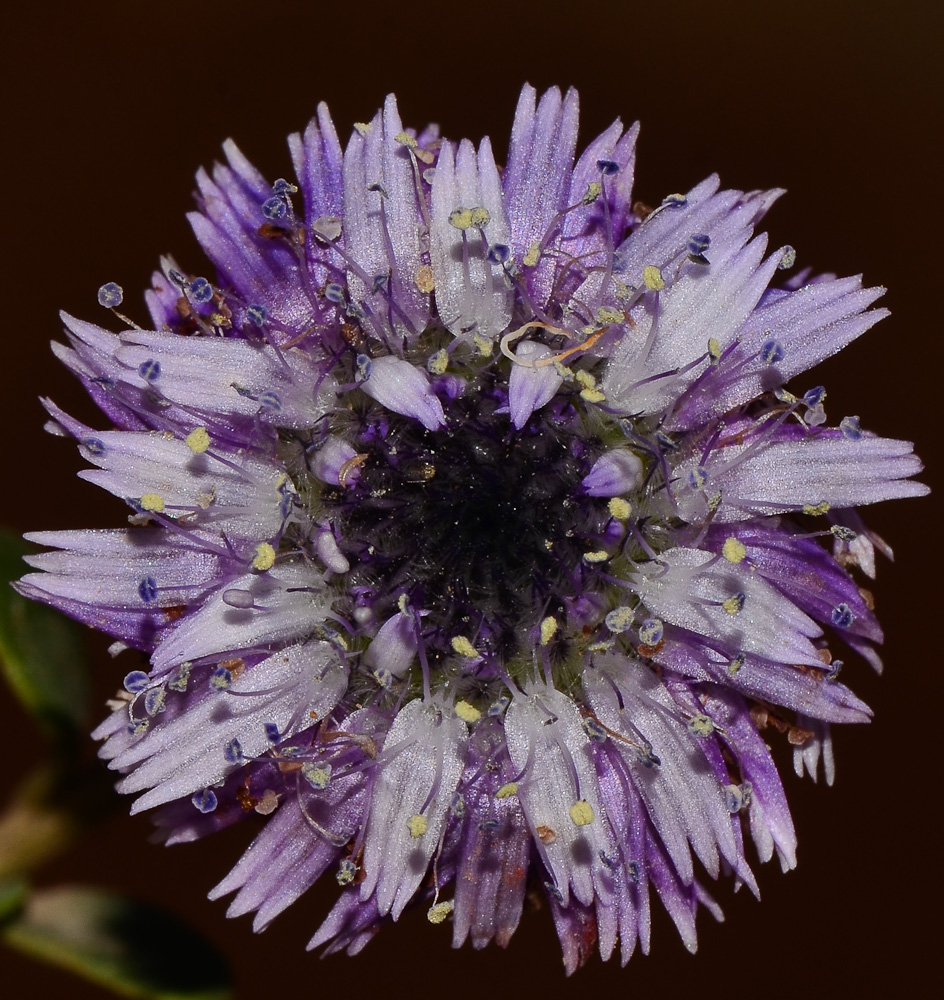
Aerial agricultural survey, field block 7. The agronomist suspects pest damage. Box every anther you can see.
[407,814,428,838]
[97,282,123,308]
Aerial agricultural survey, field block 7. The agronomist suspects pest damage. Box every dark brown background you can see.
[2,1,940,996]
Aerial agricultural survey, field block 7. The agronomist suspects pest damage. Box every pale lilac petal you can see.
[359,354,446,431]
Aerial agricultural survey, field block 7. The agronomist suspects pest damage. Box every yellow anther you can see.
[722,594,744,616]
[353,122,372,136]
[523,242,542,267]
[803,502,831,516]
[469,206,490,227]
[407,814,428,838]
[496,782,519,799]
[540,616,558,646]
[727,655,745,676]
[414,264,435,293]
[580,388,606,403]
[689,714,715,737]
[448,207,474,230]
[451,636,481,660]
[397,593,411,614]
[608,497,632,520]
[304,766,331,790]
[708,337,722,363]
[583,550,610,564]
[195,488,215,510]
[569,800,595,826]
[613,279,634,301]
[473,333,493,357]
[575,370,597,390]
[643,265,665,291]
[582,181,602,205]
[427,900,454,924]
[428,348,449,375]
[454,700,482,723]
[252,542,276,572]
[395,131,417,148]
[185,426,210,454]
[595,306,623,325]
[139,493,165,513]
[722,537,747,564]
[605,606,635,632]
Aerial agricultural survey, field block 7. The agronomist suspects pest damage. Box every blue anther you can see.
[272,178,298,196]
[123,670,150,693]
[831,603,854,628]
[138,358,161,383]
[209,666,233,690]
[223,737,243,764]
[761,339,785,364]
[264,722,280,744]
[803,386,826,407]
[97,282,124,308]
[325,283,346,304]
[597,159,620,175]
[688,233,711,255]
[189,277,214,303]
[81,437,106,456]
[840,416,862,440]
[246,303,268,328]
[262,196,287,220]
[487,243,511,264]
[192,789,218,813]
[137,577,158,603]
[258,390,283,412]
[638,618,664,646]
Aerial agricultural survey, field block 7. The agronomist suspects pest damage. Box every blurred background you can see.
[1,0,940,995]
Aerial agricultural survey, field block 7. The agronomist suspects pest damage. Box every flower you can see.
[18,84,926,971]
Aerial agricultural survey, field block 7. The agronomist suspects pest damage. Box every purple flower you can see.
[18,84,927,971]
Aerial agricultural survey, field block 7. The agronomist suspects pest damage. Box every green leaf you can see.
[0,529,91,740]
[2,885,233,1000]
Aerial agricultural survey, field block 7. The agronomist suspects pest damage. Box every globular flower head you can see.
[19,84,926,971]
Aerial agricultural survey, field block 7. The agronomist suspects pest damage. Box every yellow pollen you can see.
[523,242,542,267]
[496,782,519,799]
[353,122,372,136]
[569,800,595,826]
[454,700,481,723]
[608,497,632,520]
[427,900,454,924]
[252,542,276,572]
[473,333,494,357]
[394,131,417,148]
[407,814,428,838]
[414,264,435,292]
[708,337,722,363]
[185,426,210,454]
[428,348,449,375]
[448,207,474,230]
[580,388,606,403]
[575,370,597,390]
[803,502,831,516]
[451,636,480,660]
[469,206,490,226]
[139,493,165,513]
[722,595,744,616]
[643,265,665,290]
[722,537,747,564]
[540,616,558,646]
[583,550,610,564]
[595,305,623,325]
[689,714,715,737]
